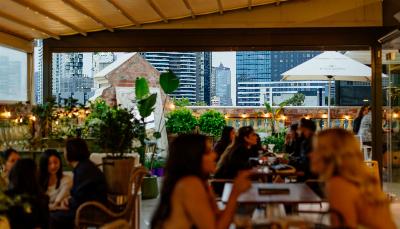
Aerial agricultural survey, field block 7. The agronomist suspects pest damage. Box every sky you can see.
[212,51,236,104]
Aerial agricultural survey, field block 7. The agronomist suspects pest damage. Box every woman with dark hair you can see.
[6,158,49,229]
[213,126,235,162]
[151,134,251,229]
[0,148,20,189]
[50,138,107,229]
[353,104,369,134]
[215,126,258,179]
[39,149,72,210]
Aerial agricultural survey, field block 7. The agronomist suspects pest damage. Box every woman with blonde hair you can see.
[310,128,395,229]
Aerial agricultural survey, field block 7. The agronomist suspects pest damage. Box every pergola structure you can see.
[0,0,400,179]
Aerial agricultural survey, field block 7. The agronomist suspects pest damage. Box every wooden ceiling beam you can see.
[0,11,60,39]
[216,0,224,14]
[13,0,87,36]
[106,0,140,27]
[248,0,252,10]
[0,30,33,53]
[147,0,168,23]
[182,0,196,19]
[0,26,31,41]
[62,0,114,32]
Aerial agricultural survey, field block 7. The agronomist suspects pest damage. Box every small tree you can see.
[285,93,305,106]
[172,98,191,107]
[198,110,226,137]
[165,108,198,134]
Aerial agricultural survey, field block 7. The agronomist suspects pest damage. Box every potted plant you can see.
[137,70,179,199]
[198,110,226,141]
[83,99,138,195]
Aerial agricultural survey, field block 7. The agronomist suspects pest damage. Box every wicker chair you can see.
[75,166,148,229]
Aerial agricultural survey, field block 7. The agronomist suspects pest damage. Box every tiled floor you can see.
[140,197,159,229]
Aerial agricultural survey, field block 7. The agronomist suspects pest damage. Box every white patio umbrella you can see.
[281,51,384,127]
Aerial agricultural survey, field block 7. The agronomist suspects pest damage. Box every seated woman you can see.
[151,134,251,229]
[50,138,107,229]
[213,126,235,162]
[215,126,258,179]
[0,148,20,189]
[310,128,396,229]
[39,149,73,210]
[6,158,49,229]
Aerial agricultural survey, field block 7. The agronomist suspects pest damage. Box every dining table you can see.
[222,183,322,205]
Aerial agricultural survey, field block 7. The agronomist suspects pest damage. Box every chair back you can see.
[123,166,147,227]
[364,160,380,184]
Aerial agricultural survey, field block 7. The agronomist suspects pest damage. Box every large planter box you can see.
[142,176,159,199]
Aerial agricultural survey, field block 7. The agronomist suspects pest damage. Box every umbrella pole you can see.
[328,79,331,128]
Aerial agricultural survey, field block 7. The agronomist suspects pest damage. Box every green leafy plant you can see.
[264,101,287,135]
[285,93,305,106]
[166,108,198,134]
[136,70,180,166]
[198,110,226,137]
[172,98,191,107]
[31,97,57,138]
[262,134,285,153]
[84,99,138,158]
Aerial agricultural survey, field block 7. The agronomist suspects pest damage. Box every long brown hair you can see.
[314,128,387,204]
[151,134,209,229]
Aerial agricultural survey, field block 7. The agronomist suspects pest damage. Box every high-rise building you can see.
[236,51,272,106]
[92,52,116,75]
[196,52,212,105]
[52,53,94,105]
[34,39,43,104]
[236,51,326,106]
[213,63,232,106]
[141,52,198,103]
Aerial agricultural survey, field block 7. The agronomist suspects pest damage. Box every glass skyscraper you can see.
[236,51,324,106]
[141,52,198,103]
[213,63,232,106]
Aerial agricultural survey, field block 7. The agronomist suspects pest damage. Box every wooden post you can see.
[371,43,383,184]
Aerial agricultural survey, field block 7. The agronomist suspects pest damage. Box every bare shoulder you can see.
[175,176,207,194]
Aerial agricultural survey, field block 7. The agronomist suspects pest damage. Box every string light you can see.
[1,111,11,118]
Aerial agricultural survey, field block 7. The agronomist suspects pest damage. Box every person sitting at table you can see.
[0,148,20,190]
[39,149,73,211]
[50,138,107,229]
[6,158,49,229]
[250,133,265,158]
[310,128,396,229]
[284,123,300,156]
[295,118,316,182]
[151,134,251,229]
[213,126,235,162]
[215,126,258,179]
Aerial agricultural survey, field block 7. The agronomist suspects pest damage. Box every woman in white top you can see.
[39,149,72,210]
